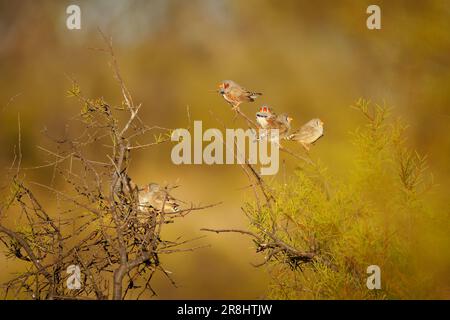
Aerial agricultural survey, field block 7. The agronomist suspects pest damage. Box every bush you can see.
[241,99,449,299]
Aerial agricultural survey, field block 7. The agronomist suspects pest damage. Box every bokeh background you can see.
[0,0,449,299]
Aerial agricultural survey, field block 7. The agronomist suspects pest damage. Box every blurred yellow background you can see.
[0,0,449,299]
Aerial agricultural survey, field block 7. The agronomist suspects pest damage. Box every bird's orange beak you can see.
[288,117,293,122]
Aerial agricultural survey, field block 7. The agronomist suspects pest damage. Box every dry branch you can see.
[0,31,215,300]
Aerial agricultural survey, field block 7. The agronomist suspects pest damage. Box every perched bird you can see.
[273,113,293,140]
[218,80,262,110]
[288,118,324,151]
[256,105,276,129]
[256,108,293,141]
[138,183,180,214]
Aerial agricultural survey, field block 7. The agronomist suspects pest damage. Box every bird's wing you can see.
[230,86,246,98]
[246,91,262,101]
[266,114,281,128]
[147,191,163,209]
[230,86,261,101]
[152,190,180,212]
[278,123,290,136]
[223,87,246,105]
[290,125,316,141]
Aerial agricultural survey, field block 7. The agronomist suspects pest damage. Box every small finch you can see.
[256,105,277,129]
[273,113,293,140]
[256,107,293,141]
[288,118,324,151]
[138,183,180,214]
[217,80,262,110]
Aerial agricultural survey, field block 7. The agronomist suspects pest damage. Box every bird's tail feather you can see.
[249,92,263,101]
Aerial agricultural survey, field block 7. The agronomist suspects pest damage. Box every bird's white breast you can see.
[256,114,269,128]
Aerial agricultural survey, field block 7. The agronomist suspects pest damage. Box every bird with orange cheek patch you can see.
[256,106,293,141]
[217,80,262,111]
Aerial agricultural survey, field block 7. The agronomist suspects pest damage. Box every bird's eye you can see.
[224,83,230,89]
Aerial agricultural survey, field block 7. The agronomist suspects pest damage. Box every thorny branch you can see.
[201,226,315,269]
[0,32,215,300]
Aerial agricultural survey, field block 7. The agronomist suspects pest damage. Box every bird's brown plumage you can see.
[138,183,180,214]
[218,80,262,109]
[289,118,324,150]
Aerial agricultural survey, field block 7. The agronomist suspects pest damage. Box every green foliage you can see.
[248,99,449,299]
